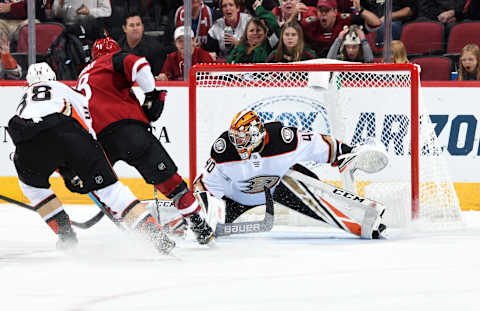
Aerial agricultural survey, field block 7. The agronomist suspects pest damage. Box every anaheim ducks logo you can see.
[241,175,280,194]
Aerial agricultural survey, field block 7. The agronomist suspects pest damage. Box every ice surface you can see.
[1,204,480,311]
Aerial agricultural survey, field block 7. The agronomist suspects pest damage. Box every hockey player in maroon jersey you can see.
[76,37,214,245]
[8,63,175,254]
[194,109,389,239]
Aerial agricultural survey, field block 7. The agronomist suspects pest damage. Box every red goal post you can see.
[188,62,460,227]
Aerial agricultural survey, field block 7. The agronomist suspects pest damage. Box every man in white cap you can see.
[157,26,214,81]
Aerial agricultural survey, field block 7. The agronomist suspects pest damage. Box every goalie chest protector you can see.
[210,122,298,163]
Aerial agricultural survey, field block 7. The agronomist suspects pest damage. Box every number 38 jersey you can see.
[16,80,93,135]
[196,122,338,206]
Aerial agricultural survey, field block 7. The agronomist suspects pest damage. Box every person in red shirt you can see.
[272,0,318,28]
[76,37,214,245]
[174,0,214,46]
[303,0,381,57]
[158,26,214,81]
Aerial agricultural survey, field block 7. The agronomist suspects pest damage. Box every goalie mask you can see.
[26,62,56,86]
[228,110,266,160]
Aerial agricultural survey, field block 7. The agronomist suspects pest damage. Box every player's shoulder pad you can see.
[112,51,130,75]
[210,131,241,163]
[261,122,298,157]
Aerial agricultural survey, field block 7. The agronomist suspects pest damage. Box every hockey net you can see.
[189,61,462,228]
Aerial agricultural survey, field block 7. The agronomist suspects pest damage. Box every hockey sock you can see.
[155,174,200,217]
[120,201,150,229]
[32,194,72,234]
[91,181,139,219]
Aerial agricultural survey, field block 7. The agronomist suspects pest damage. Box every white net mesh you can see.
[192,62,462,228]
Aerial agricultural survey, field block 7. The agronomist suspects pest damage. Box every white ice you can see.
[1,204,480,311]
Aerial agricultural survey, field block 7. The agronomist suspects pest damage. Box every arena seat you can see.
[446,22,480,54]
[400,21,444,56]
[412,56,452,81]
[17,23,65,54]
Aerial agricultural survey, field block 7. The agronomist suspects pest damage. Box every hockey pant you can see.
[97,121,200,217]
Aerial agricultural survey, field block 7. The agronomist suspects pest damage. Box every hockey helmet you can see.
[228,109,266,160]
[91,37,121,59]
[26,62,56,86]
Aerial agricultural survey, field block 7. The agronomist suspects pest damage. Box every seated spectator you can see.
[118,11,175,77]
[243,0,278,15]
[174,0,214,46]
[158,26,213,81]
[0,37,21,79]
[227,17,272,63]
[51,0,111,25]
[204,0,251,60]
[305,0,381,57]
[253,0,282,49]
[457,44,480,81]
[271,0,318,32]
[361,0,416,47]
[327,25,373,62]
[451,0,480,22]
[392,40,409,63]
[417,0,466,25]
[0,0,50,42]
[267,21,317,62]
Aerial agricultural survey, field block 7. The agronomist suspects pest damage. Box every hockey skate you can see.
[164,217,189,239]
[147,201,188,239]
[335,141,389,192]
[152,230,176,255]
[187,213,215,245]
[142,221,176,255]
[56,226,78,250]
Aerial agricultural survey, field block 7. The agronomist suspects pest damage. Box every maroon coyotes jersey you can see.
[76,52,150,135]
[305,12,355,57]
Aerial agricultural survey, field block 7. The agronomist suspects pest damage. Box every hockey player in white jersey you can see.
[7,63,175,253]
[193,109,389,239]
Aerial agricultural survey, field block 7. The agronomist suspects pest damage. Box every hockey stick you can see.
[87,193,125,230]
[214,186,275,236]
[0,194,104,229]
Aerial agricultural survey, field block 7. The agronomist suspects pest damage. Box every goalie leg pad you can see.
[283,169,387,239]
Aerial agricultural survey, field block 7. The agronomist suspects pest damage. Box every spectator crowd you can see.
[1,0,479,81]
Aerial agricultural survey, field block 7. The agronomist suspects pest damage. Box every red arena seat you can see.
[412,56,452,81]
[401,22,444,56]
[446,22,480,54]
[17,23,65,54]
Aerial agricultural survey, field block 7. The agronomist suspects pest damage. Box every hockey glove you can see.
[142,89,167,122]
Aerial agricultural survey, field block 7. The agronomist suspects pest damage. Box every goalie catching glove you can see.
[142,89,167,122]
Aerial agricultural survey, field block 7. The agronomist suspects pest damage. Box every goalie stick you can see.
[148,187,275,236]
[215,186,275,236]
[0,193,104,229]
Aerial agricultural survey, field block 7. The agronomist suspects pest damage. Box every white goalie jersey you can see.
[16,80,94,136]
[196,122,338,206]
